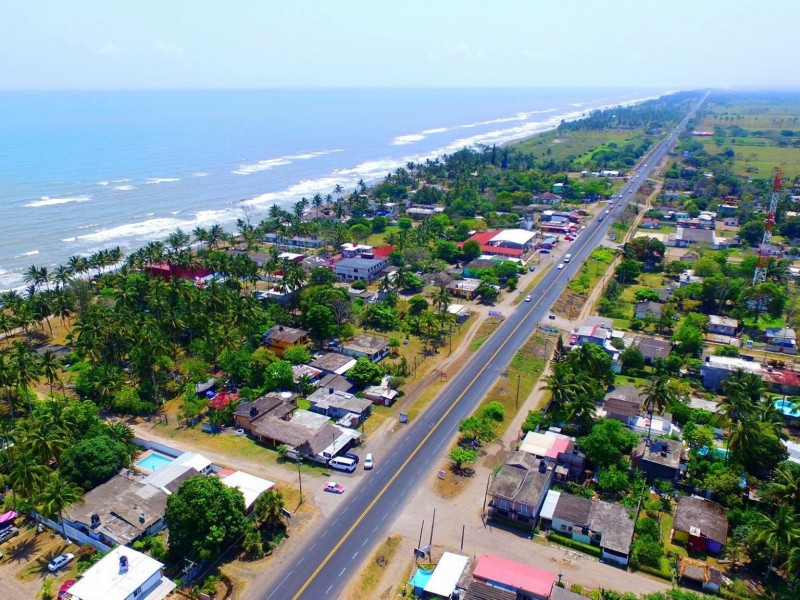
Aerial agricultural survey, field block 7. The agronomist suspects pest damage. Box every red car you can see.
[569,334,579,345]
[58,580,76,599]
[564,235,575,241]
[323,481,345,494]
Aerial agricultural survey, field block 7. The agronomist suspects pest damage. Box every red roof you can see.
[372,245,394,258]
[461,230,500,246]
[208,391,239,410]
[762,370,800,388]
[472,554,555,597]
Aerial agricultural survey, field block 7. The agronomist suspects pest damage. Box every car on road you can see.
[0,526,19,544]
[605,209,610,214]
[47,553,75,573]
[364,453,374,470]
[569,333,579,345]
[557,263,564,270]
[524,295,531,302]
[58,580,76,600]
[323,481,346,494]
[528,266,536,272]
[343,452,359,464]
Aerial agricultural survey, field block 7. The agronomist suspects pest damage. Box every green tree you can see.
[615,259,641,284]
[621,345,645,370]
[62,434,129,491]
[739,219,766,247]
[306,304,337,341]
[598,464,632,497]
[347,357,384,388]
[449,447,477,473]
[766,461,800,512]
[218,347,252,386]
[749,506,800,582]
[283,345,311,365]
[252,489,286,531]
[461,239,482,262]
[434,240,461,264]
[165,475,249,561]
[36,472,83,543]
[579,419,640,469]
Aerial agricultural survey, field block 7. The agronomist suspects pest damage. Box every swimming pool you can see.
[135,452,174,473]
[775,399,800,418]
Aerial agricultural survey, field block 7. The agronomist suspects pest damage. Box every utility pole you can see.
[515,373,521,409]
[296,459,303,506]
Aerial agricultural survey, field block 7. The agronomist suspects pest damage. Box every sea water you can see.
[0,88,665,290]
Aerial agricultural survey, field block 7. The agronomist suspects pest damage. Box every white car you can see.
[364,453,374,470]
[557,263,565,270]
[47,553,75,573]
[524,295,532,302]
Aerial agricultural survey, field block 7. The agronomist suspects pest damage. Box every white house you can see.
[67,546,175,600]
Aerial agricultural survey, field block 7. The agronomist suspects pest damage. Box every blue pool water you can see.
[135,452,174,473]
[775,399,800,418]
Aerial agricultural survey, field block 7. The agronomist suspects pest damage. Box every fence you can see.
[133,436,182,458]
[36,515,112,554]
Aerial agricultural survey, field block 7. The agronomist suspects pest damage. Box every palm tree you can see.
[565,391,597,435]
[541,364,585,411]
[767,463,800,512]
[12,341,41,409]
[7,450,47,507]
[0,354,16,418]
[39,350,61,397]
[28,425,68,467]
[642,374,674,441]
[37,472,83,542]
[750,506,800,582]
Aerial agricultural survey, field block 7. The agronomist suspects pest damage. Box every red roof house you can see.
[472,554,555,600]
[208,391,239,410]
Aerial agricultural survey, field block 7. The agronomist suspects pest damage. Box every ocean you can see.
[0,88,665,291]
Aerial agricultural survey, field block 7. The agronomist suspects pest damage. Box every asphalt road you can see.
[262,100,704,600]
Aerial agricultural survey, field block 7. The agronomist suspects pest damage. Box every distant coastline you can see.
[0,88,666,291]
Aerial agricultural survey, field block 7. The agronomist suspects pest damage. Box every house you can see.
[633,336,672,365]
[602,386,643,428]
[310,352,357,375]
[447,278,482,300]
[307,388,373,424]
[263,233,325,249]
[447,303,471,324]
[67,546,175,600]
[722,217,739,227]
[63,474,169,549]
[464,258,500,277]
[464,581,516,600]
[253,411,359,462]
[678,557,723,593]
[634,301,664,319]
[631,438,686,483]
[701,355,762,391]
[334,257,390,282]
[262,326,309,356]
[420,552,470,599]
[338,334,390,362]
[459,230,526,259]
[534,191,563,204]
[708,315,739,337]
[472,554,555,600]
[364,375,399,406]
[539,492,636,566]
[488,452,553,530]
[766,327,797,349]
[220,470,275,512]
[340,243,375,258]
[233,392,297,432]
[315,372,356,393]
[518,431,584,477]
[673,227,715,247]
[292,364,323,383]
[672,496,729,554]
[762,368,800,396]
[641,218,661,230]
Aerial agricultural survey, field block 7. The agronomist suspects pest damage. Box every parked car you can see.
[528,266,536,272]
[364,453,374,470]
[323,481,346,494]
[524,295,532,302]
[47,553,75,573]
[343,452,359,464]
[0,526,19,544]
[58,580,76,600]
[569,333,579,345]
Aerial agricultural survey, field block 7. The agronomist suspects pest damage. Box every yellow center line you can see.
[290,229,597,599]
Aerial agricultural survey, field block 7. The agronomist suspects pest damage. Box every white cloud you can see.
[97,43,121,57]
[153,42,184,59]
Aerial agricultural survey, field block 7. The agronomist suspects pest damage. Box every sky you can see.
[1,0,797,90]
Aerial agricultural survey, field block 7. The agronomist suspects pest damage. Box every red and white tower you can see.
[753,169,783,286]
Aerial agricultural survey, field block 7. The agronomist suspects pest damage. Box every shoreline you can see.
[0,90,670,292]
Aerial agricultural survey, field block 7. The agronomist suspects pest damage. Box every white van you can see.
[564,254,572,263]
[328,456,357,473]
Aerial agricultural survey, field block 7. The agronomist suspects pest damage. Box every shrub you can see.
[479,401,505,423]
[633,561,672,581]
[547,532,602,557]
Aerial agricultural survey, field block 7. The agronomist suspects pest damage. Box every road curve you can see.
[260,98,704,600]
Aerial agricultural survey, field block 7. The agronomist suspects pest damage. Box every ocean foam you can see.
[391,134,427,146]
[14,250,40,258]
[25,195,91,208]
[62,237,77,242]
[192,172,210,177]
[233,149,342,175]
[422,127,449,134]
[77,209,230,244]
[145,177,181,185]
[98,181,109,186]
[113,185,135,191]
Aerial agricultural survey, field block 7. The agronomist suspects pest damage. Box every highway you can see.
[262,99,703,600]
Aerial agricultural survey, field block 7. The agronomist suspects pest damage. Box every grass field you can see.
[513,128,648,164]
